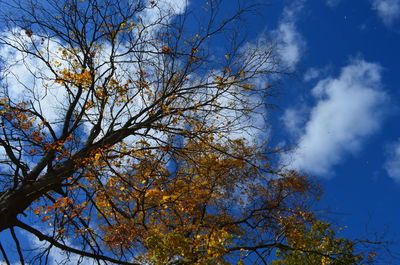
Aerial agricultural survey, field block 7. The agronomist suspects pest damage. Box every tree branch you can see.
[0,241,11,265]
[10,227,25,265]
[15,220,140,265]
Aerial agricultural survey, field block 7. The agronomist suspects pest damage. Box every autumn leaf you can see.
[161,46,171,54]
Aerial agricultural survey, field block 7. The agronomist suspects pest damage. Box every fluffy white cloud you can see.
[384,140,400,181]
[282,60,388,176]
[372,0,400,27]
[272,0,306,69]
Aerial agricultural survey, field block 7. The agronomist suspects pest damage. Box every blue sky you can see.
[213,0,400,261]
[261,0,400,261]
[1,0,400,263]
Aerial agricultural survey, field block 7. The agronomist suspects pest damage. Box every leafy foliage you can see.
[272,221,368,265]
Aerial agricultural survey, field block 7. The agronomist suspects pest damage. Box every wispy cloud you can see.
[272,0,306,69]
[282,106,309,138]
[384,139,400,182]
[303,67,322,82]
[325,0,342,8]
[371,0,400,27]
[282,59,388,176]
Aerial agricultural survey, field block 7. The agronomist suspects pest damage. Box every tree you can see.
[0,0,369,264]
[272,221,374,265]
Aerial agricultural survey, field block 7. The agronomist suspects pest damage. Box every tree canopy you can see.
[0,0,373,264]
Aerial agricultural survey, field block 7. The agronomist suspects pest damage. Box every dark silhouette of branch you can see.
[15,220,140,265]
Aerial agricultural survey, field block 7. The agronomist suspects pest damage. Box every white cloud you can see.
[0,0,263,153]
[282,0,305,21]
[141,0,188,33]
[282,60,388,176]
[384,140,400,181]
[303,65,333,82]
[233,1,307,142]
[28,232,92,265]
[283,106,309,138]
[274,23,304,69]
[372,0,400,27]
[0,30,67,124]
[272,0,306,69]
